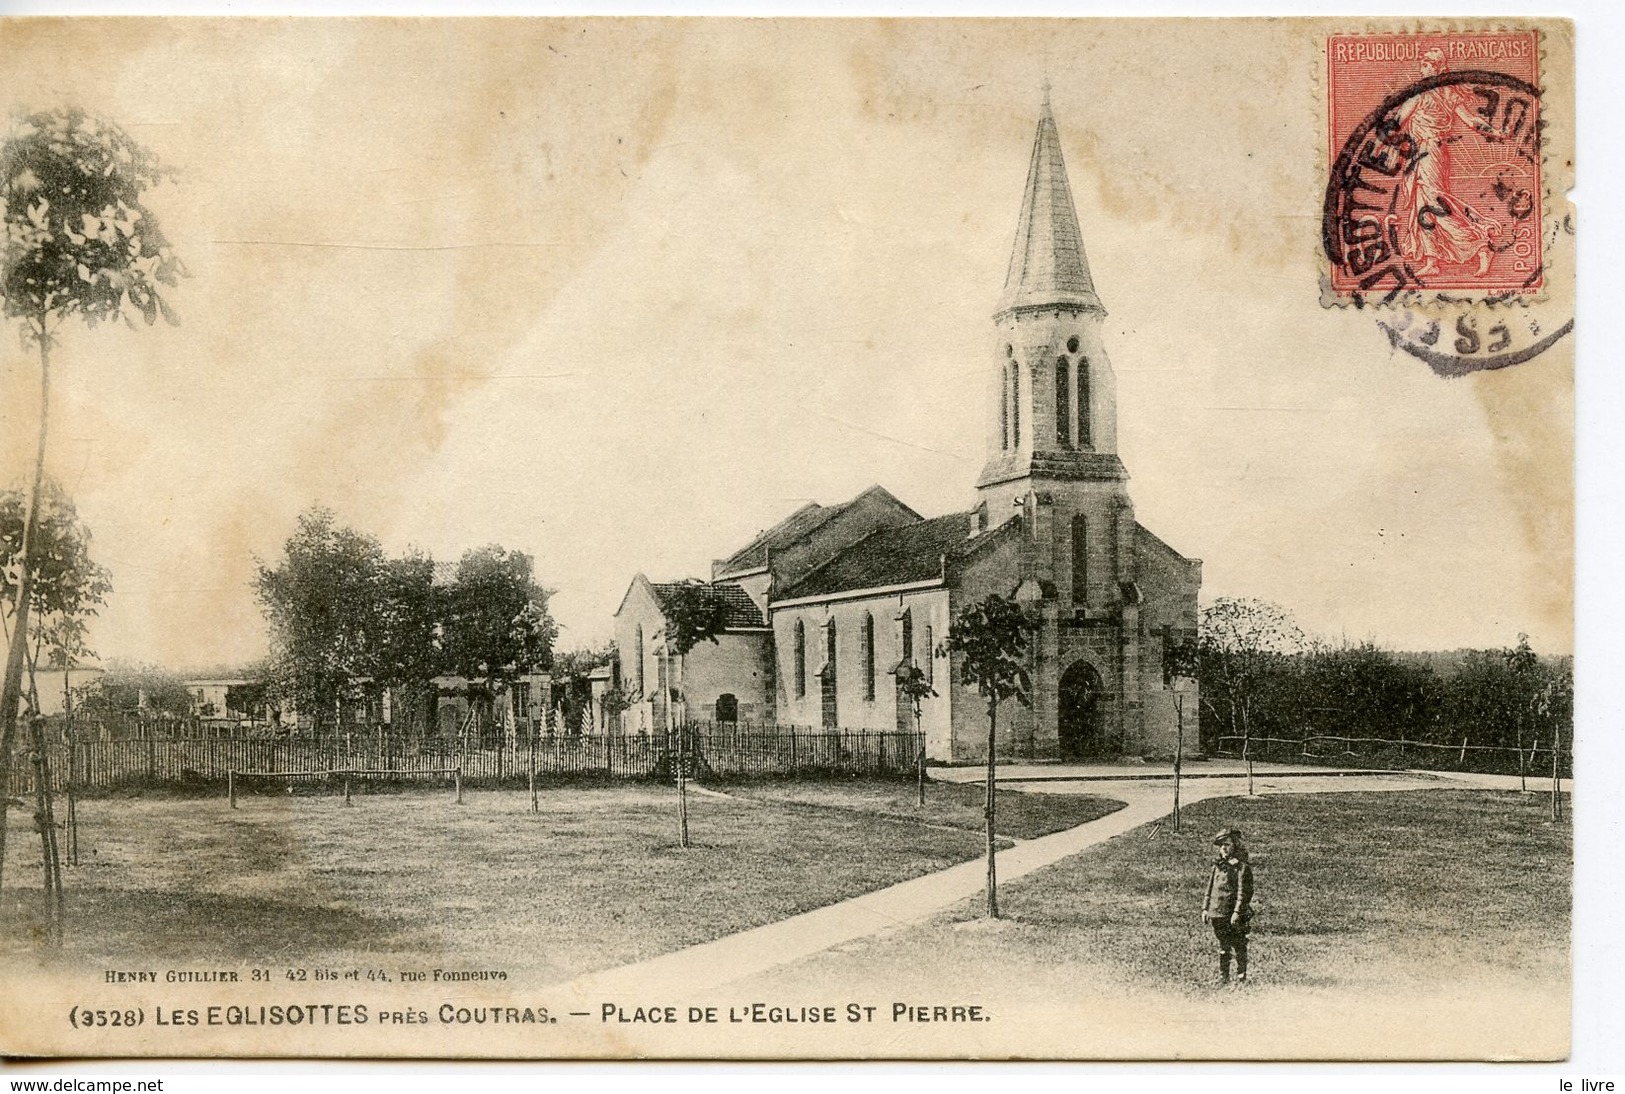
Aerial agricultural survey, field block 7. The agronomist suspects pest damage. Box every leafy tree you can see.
[441,544,556,746]
[660,581,730,661]
[941,593,1036,918]
[552,641,617,684]
[1198,597,1302,795]
[1,484,111,705]
[223,680,270,720]
[71,661,195,725]
[254,508,388,737]
[599,683,633,735]
[370,551,441,735]
[1,110,183,907]
[1537,663,1573,819]
[1294,639,1436,743]
[1502,634,1541,791]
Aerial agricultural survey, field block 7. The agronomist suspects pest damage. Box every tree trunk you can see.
[0,327,52,900]
[915,700,925,808]
[1173,694,1184,832]
[1241,702,1255,796]
[1516,714,1527,791]
[985,700,998,919]
[1551,720,1562,822]
[677,653,689,848]
[63,662,78,866]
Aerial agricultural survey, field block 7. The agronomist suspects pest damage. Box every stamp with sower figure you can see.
[1324,31,1543,305]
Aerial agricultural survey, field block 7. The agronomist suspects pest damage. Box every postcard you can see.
[0,17,1574,1059]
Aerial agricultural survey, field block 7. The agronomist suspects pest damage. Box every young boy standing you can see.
[1202,827,1255,985]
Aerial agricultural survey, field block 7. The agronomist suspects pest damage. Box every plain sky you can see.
[0,18,1574,669]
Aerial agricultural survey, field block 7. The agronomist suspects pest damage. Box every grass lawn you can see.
[991,788,1570,991]
[721,777,1126,840]
[0,782,1111,984]
[730,789,1571,1058]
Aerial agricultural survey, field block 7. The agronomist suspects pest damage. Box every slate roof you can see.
[650,581,767,629]
[779,511,1011,600]
[1000,93,1103,315]
[716,503,839,574]
[715,486,918,576]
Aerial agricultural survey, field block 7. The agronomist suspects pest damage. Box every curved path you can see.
[550,766,1565,1004]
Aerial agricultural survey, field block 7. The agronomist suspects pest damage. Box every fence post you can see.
[344,770,352,807]
[1459,737,1469,767]
[455,765,463,805]
[229,769,236,810]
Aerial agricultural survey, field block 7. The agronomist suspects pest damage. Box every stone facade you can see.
[614,573,775,734]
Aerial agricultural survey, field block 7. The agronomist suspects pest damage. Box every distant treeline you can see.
[1196,633,1571,760]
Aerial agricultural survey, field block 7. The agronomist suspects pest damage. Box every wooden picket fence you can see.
[7,722,923,795]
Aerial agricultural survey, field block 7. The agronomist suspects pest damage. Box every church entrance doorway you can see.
[1058,659,1107,758]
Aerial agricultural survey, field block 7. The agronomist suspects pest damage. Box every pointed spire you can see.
[998,92,1103,316]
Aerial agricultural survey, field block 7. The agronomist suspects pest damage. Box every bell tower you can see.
[977,89,1132,614]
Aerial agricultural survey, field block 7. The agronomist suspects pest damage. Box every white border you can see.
[0,0,1616,1088]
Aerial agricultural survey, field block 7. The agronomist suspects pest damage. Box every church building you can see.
[614,96,1200,762]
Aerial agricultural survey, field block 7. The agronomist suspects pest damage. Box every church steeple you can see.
[979,92,1124,501]
[997,87,1103,319]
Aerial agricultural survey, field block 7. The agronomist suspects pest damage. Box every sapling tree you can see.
[1198,597,1302,796]
[894,663,935,807]
[656,581,728,848]
[1161,628,1199,832]
[941,593,1036,918]
[1,108,183,911]
[1,484,110,896]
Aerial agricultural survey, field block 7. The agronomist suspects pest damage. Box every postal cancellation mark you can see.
[1324,31,1543,305]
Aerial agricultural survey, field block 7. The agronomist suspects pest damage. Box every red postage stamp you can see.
[1323,31,1543,303]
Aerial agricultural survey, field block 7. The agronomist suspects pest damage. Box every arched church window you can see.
[1000,363,1010,451]
[1072,515,1088,605]
[862,612,877,700]
[634,625,645,695]
[1067,335,1080,354]
[821,620,838,728]
[897,608,913,667]
[794,620,806,698]
[1010,363,1021,448]
[1078,357,1092,447]
[1055,356,1071,448]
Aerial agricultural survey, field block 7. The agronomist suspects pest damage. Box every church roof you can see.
[999,92,1103,316]
[779,511,1006,600]
[649,580,768,629]
[716,503,833,573]
[715,485,916,575]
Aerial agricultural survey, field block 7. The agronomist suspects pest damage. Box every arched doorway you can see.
[715,693,738,724]
[1058,659,1106,758]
